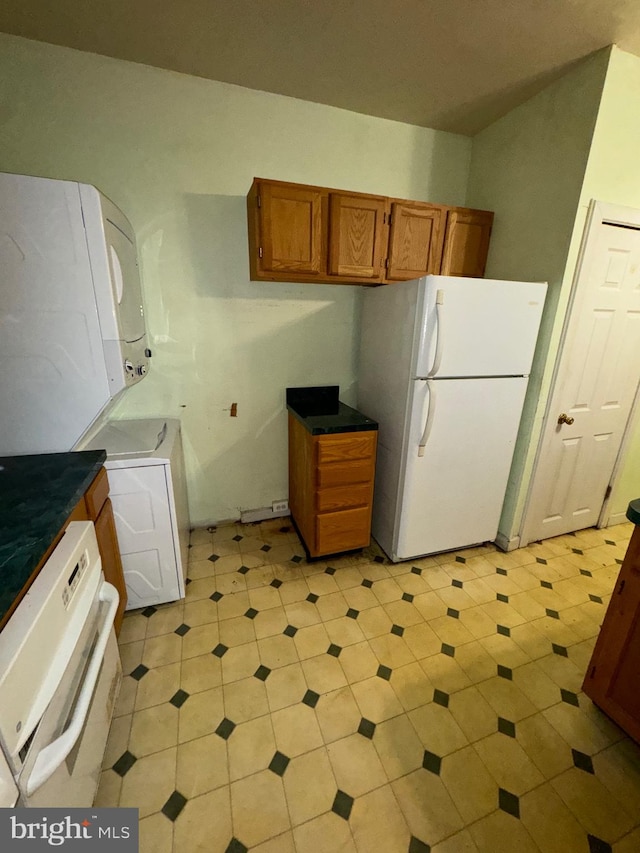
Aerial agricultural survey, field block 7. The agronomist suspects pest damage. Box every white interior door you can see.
[522,202,640,544]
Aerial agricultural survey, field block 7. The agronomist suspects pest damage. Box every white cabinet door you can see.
[396,377,528,560]
[106,465,182,608]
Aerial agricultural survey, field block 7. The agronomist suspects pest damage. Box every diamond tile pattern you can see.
[105,518,640,853]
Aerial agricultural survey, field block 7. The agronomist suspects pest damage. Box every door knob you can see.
[557,413,575,425]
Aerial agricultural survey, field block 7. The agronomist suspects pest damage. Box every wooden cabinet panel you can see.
[582,521,640,743]
[95,498,127,636]
[260,182,324,275]
[440,208,493,278]
[316,483,372,512]
[316,432,377,465]
[316,460,374,489]
[317,507,371,554]
[85,465,110,518]
[328,193,386,280]
[387,202,444,281]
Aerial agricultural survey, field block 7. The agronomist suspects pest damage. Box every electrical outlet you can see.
[272,499,289,513]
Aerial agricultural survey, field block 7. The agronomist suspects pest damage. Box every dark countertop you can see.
[286,385,378,435]
[627,499,640,525]
[0,450,106,628]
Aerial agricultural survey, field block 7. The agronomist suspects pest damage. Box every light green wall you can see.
[466,49,610,544]
[0,34,471,525]
[575,47,640,523]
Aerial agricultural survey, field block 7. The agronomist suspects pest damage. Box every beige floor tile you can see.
[373,713,424,779]
[427,616,476,647]
[284,599,321,627]
[189,542,216,562]
[436,586,479,611]
[335,566,368,590]
[431,829,479,852]
[173,786,233,852]
[251,832,296,853]
[221,641,260,684]
[103,714,133,769]
[216,591,251,621]
[189,527,212,545]
[144,603,185,639]
[402,622,441,659]
[454,641,498,684]
[516,712,573,778]
[183,596,218,626]
[213,571,247,595]
[128,703,179,756]
[357,605,394,638]
[316,591,350,621]
[138,812,173,853]
[469,809,540,853]
[119,613,147,643]
[279,577,310,604]
[372,576,404,603]
[324,615,366,646]
[228,714,276,781]
[271,702,324,756]
[543,701,619,755]
[339,640,380,683]
[413,590,449,621]
[396,572,431,597]
[249,584,282,611]
[223,675,269,722]
[265,662,307,711]
[119,746,177,818]
[187,558,218,580]
[142,632,183,668]
[478,633,531,668]
[440,745,498,824]
[245,565,276,589]
[257,633,299,668]
[185,576,218,602]
[551,767,636,842]
[301,653,348,693]
[520,782,589,853]
[213,555,245,577]
[254,605,289,638]
[457,605,500,639]
[508,566,541,592]
[283,746,337,825]
[294,623,331,659]
[479,600,527,628]
[181,621,220,659]
[343,585,379,611]
[178,685,224,743]
[462,578,498,605]
[423,565,460,588]
[529,614,582,648]
[218,615,256,647]
[389,661,434,711]
[474,732,544,794]
[476,675,538,721]
[512,660,563,710]
[230,769,290,847]
[509,620,553,660]
[420,654,472,693]
[293,811,357,853]
[120,640,144,674]
[327,732,387,796]
[349,784,412,853]
[592,739,640,818]
[392,768,464,845]
[316,685,361,743]
[176,732,229,798]
[408,703,468,755]
[308,573,341,596]
[94,769,121,807]
[614,827,640,853]
[536,652,585,692]
[180,652,222,694]
[351,675,404,723]
[134,662,181,711]
[369,633,416,668]
[448,686,497,742]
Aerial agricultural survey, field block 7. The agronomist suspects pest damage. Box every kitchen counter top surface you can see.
[286,385,378,435]
[0,450,106,628]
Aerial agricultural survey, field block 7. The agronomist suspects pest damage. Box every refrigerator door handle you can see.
[418,380,436,457]
[426,289,445,378]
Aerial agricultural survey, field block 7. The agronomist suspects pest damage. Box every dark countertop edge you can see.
[627,499,640,526]
[0,450,106,630]
[287,402,378,435]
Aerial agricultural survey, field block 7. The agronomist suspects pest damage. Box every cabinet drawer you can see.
[84,466,109,520]
[316,432,376,465]
[316,483,372,513]
[317,460,374,488]
[316,507,371,554]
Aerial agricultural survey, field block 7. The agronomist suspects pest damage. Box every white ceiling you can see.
[2,0,640,134]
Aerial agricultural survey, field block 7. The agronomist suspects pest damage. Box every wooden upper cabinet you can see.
[386,201,444,281]
[328,193,386,280]
[440,207,493,278]
[256,181,324,276]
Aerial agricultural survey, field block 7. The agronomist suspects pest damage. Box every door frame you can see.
[520,198,640,546]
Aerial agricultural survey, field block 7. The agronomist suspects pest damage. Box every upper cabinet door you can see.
[260,183,324,275]
[386,202,444,281]
[440,208,494,278]
[328,193,386,280]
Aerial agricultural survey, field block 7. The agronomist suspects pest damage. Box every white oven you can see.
[0,522,121,807]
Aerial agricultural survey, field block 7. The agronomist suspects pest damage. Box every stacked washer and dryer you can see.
[0,172,189,608]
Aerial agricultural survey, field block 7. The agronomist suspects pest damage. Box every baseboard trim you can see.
[240,506,291,524]
[495,531,521,552]
[604,511,629,527]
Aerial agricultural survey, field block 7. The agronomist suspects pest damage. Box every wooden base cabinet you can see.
[288,415,377,558]
[582,510,640,743]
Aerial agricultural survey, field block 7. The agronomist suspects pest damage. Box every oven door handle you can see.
[24,582,119,797]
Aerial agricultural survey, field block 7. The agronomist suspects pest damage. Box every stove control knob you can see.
[124,360,134,373]
[136,364,147,376]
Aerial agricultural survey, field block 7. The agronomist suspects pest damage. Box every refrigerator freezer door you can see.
[414,276,547,379]
[394,376,529,561]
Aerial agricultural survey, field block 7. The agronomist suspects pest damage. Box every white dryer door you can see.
[104,219,145,345]
[106,465,183,608]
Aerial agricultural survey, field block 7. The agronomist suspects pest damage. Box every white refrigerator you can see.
[358,275,547,562]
